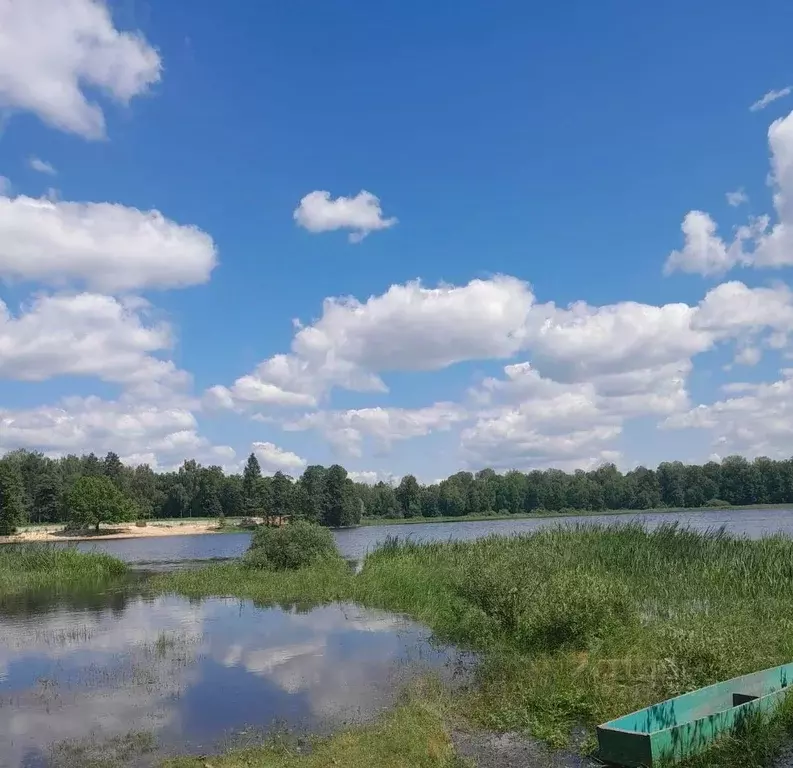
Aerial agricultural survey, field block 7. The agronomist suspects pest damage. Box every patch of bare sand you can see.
[0,519,255,544]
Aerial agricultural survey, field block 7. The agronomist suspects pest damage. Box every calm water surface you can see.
[0,587,467,767]
[61,507,793,565]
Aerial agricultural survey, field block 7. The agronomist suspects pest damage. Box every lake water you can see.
[0,587,468,767]
[59,507,793,565]
[7,506,793,766]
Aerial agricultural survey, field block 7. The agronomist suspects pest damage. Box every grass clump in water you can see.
[151,558,354,606]
[244,521,341,571]
[163,685,463,768]
[0,544,126,597]
[49,730,156,768]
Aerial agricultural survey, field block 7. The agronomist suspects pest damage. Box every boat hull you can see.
[596,662,793,766]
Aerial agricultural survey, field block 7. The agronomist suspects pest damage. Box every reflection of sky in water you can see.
[0,593,464,767]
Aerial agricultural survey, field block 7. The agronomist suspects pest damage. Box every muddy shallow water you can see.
[0,585,469,767]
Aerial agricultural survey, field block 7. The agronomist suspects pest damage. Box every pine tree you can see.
[242,453,262,514]
[194,474,223,518]
[102,451,126,490]
[0,461,25,535]
[270,471,293,524]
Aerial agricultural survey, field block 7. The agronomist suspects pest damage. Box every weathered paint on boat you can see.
[596,662,793,766]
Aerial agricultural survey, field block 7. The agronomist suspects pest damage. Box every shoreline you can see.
[0,518,258,544]
[2,503,792,543]
[358,502,793,526]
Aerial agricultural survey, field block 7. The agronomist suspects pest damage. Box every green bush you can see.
[242,547,272,570]
[705,498,730,508]
[245,521,339,571]
[135,520,148,528]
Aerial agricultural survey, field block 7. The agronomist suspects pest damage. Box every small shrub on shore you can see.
[245,520,340,571]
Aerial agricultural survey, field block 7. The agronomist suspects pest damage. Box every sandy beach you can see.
[0,519,254,544]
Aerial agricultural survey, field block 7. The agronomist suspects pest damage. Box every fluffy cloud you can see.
[293,190,397,242]
[205,355,320,411]
[284,403,467,457]
[726,188,748,207]
[0,292,191,392]
[0,194,217,292]
[525,296,709,382]
[665,109,793,276]
[252,441,307,474]
[210,276,535,412]
[348,470,400,485]
[0,396,233,469]
[462,360,688,471]
[459,279,793,470]
[693,280,793,336]
[0,0,161,138]
[462,412,623,472]
[663,211,744,276]
[209,270,793,468]
[750,86,792,112]
[29,157,56,175]
[663,369,793,459]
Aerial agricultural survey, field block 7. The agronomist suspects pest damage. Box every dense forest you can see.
[0,451,362,534]
[1,449,793,534]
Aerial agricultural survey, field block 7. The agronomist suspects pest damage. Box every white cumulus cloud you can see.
[208,276,536,413]
[0,0,162,138]
[0,194,217,292]
[284,403,467,457]
[0,292,187,389]
[665,109,793,276]
[252,441,307,475]
[0,396,233,469]
[293,190,397,242]
[663,368,793,459]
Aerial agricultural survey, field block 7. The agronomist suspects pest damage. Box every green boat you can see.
[596,662,793,766]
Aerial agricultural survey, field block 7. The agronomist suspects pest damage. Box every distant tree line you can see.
[0,450,362,534]
[1,449,792,534]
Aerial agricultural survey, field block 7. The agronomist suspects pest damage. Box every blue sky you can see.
[2,0,793,481]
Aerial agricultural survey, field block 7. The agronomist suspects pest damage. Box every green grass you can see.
[153,523,793,766]
[0,544,127,597]
[150,558,355,607]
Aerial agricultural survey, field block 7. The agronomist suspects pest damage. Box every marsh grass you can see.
[49,730,156,768]
[163,679,463,768]
[0,544,127,597]
[152,523,793,765]
[150,558,355,606]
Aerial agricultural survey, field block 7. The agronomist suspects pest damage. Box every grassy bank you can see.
[0,544,127,597]
[151,523,793,765]
[359,502,793,526]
